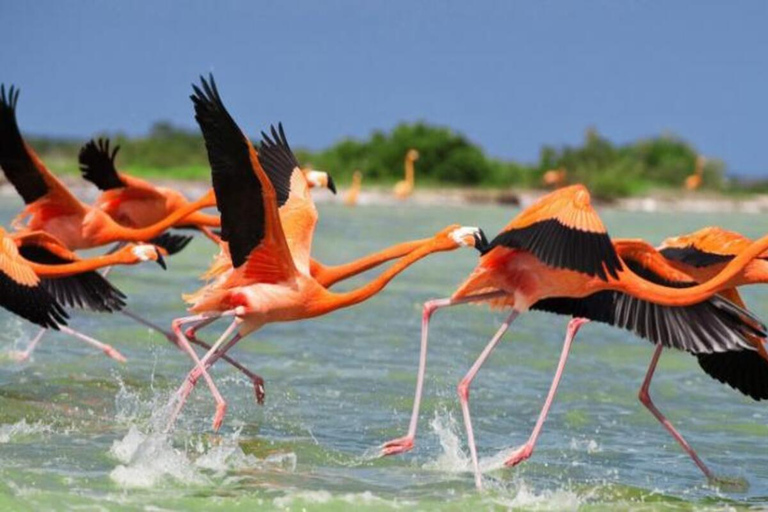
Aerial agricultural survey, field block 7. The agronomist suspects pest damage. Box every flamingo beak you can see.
[473,229,490,255]
[327,175,337,194]
[156,251,167,270]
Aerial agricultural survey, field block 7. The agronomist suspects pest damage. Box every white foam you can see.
[109,427,202,488]
[273,490,405,509]
[488,479,583,510]
[0,419,51,443]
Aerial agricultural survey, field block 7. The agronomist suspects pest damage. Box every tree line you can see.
[27,120,756,199]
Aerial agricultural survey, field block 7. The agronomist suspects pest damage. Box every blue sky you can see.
[2,1,767,176]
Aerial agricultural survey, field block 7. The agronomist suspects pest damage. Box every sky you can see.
[2,1,767,176]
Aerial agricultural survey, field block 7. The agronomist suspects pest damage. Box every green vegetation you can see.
[27,120,752,199]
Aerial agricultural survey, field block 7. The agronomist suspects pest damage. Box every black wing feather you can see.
[191,74,264,268]
[0,84,48,204]
[659,246,734,268]
[487,219,623,281]
[0,272,68,329]
[697,351,768,401]
[78,138,125,191]
[17,245,126,313]
[532,259,764,354]
[258,123,299,207]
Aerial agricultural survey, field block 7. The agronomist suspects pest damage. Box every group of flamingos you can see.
[0,77,766,490]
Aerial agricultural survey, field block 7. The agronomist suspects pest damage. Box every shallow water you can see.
[0,199,766,511]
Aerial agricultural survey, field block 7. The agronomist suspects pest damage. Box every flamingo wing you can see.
[659,227,768,266]
[78,138,126,191]
[258,123,317,274]
[16,242,126,313]
[485,185,622,280]
[0,85,84,214]
[0,233,68,328]
[532,256,765,355]
[191,75,296,285]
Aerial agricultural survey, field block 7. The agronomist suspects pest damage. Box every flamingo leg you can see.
[168,314,236,431]
[638,344,715,480]
[166,317,240,431]
[198,226,221,244]
[504,317,588,467]
[381,290,507,457]
[458,309,520,490]
[58,326,127,363]
[12,327,49,362]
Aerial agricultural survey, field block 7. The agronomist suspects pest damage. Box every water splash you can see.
[0,419,52,444]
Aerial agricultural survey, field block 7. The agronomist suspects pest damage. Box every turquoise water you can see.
[0,199,766,511]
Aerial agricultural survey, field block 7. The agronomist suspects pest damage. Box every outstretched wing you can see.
[0,234,68,328]
[17,243,126,313]
[659,227,768,267]
[0,85,83,214]
[258,123,317,274]
[78,138,126,191]
[532,255,765,355]
[191,75,296,285]
[697,350,768,401]
[484,185,622,280]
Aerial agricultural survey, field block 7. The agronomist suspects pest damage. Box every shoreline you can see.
[2,178,767,214]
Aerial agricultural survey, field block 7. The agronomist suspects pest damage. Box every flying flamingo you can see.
[160,75,481,431]
[615,227,768,479]
[0,85,216,252]
[0,227,166,360]
[78,138,221,244]
[379,184,768,489]
[394,149,418,199]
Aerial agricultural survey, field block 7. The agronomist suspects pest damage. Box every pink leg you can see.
[12,327,49,362]
[199,226,221,244]
[458,310,520,490]
[504,317,589,467]
[168,314,235,431]
[381,291,508,457]
[58,326,127,363]
[638,344,715,480]
[185,318,265,405]
[166,317,240,432]
[121,308,178,346]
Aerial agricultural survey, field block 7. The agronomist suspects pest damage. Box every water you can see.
[0,199,766,510]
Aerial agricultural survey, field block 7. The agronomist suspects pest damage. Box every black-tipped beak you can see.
[474,229,490,255]
[327,175,337,194]
[156,251,167,270]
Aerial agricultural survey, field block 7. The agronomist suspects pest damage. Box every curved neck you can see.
[312,237,431,288]
[108,191,215,243]
[28,251,133,277]
[405,158,415,186]
[615,233,768,306]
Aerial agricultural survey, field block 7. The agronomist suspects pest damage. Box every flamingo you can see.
[394,149,418,199]
[0,84,216,252]
[78,138,221,244]
[542,167,567,188]
[379,184,768,489]
[609,227,768,479]
[344,170,363,206]
[684,155,706,191]
[160,75,481,431]
[0,227,166,360]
